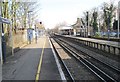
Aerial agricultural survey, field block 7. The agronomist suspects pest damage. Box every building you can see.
[72,18,84,36]
[58,26,73,35]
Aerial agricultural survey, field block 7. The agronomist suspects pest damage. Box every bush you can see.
[95,32,101,38]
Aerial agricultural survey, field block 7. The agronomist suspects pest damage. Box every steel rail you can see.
[50,38,75,82]
[59,38,120,74]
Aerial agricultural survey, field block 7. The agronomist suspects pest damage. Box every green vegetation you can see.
[102,3,116,31]
[80,2,116,38]
[92,10,98,35]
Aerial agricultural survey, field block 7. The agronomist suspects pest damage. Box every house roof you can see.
[72,18,83,28]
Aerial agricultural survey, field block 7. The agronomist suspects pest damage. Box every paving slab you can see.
[39,36,61,80]
[2,35,61,81]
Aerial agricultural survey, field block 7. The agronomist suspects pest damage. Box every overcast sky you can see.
[38,0,119,29]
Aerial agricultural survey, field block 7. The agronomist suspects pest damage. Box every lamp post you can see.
[27,11,32,44]
[28,11,32,28]
[118,1,120,39]
[86,11,89,37]
[108,13,110,41]
[0,1,3,65]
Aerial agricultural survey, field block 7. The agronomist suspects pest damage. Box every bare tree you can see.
[101,2,116,32]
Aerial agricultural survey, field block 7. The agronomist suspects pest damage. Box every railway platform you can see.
[56,34,120,55]
[65,35,120,47]
[2,35,63,81]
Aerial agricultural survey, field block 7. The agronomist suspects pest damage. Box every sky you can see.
[37,0,119,29]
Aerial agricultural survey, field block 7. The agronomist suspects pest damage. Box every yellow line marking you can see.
[35,38,46,82]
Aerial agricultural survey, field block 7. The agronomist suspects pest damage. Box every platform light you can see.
[118,1,120,39]
[40,22,42,24]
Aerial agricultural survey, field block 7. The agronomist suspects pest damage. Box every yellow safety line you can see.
[35,38,46,82]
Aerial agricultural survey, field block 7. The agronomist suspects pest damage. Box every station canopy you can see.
[59,26,73,30]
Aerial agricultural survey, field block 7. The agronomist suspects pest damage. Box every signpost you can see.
[0,7,13,81]
[0,16,11,64]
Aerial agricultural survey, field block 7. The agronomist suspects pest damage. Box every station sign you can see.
[3,0,37,2]
[0,16,11,24]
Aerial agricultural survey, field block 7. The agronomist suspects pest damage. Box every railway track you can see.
[59,37,120,71]
[50,38,75,82]
[52,36,119,82]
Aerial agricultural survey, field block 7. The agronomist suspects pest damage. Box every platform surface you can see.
[2,35,61,80]
[64,35,120,48]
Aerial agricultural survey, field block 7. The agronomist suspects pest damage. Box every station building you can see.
[58,26,73,35]
[72,18,86,36]
[58,18,84,36]
[57,18,92,37]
